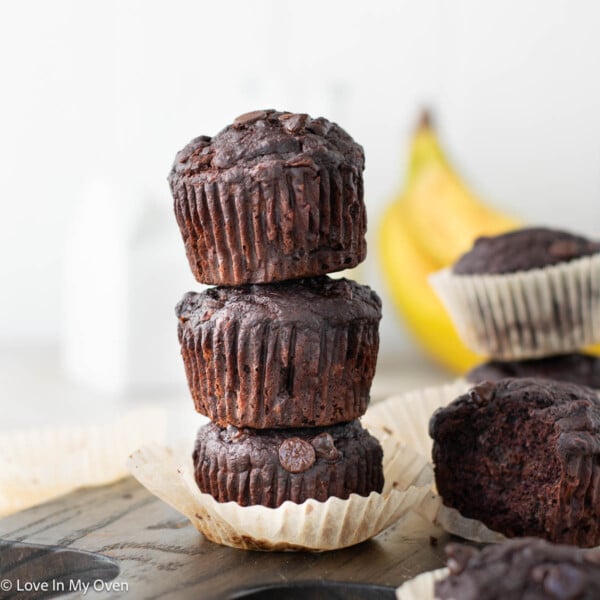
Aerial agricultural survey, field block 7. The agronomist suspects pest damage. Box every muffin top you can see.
[453,227,600,275]
[168,109,364,184]
[435,538,600,600]
[429,377,600,458]
[176,276,382,330]
[466,353,600,389]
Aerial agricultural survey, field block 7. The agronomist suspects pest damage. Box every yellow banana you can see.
[405,165,519,265]
[403,117,520,265]
[586,343,600,355]
[405,112,449,181]
[380,112,519,373]
[380,201,482,372]
[381,113,600,370]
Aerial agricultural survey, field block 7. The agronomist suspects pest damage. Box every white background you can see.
[2,0,600,391]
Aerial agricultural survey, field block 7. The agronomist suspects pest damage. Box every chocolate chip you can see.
[280,113,308,134]
[469,380,496,405]
[311,433,339,461]
[543,565,586,598]
[305,117,331,137]
[233,110,273,127]
[278,438,316,473]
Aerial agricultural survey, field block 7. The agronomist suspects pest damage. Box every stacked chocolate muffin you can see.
[452,228,600,388]
[169,110,384,508]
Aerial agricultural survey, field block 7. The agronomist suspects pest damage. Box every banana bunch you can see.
[379,113,520,373]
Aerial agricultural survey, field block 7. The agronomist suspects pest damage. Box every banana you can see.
[380,201,482,372]
[381,113,600,370]
[586,343,600,355]
[403,117,520,265]
[380,112,520,373]
[405,165,519,265]
[405,111,449,182]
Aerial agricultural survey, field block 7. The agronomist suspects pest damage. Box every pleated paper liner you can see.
[0,407,167,517]
[395,568,448,600]
[127,426,434,552]
[363,381,507,545]
[433,504,505,544]
[362,379,470,459]
[429,253,600,360]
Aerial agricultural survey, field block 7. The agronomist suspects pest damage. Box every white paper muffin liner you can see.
[429,253,600,360]
[127,427,434,552]
[396,568,448,600]
[0,408,167,517]
[362,379,470,460]
[363,381,507,545]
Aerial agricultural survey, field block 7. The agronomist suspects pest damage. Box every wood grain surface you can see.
[0,477,449,599]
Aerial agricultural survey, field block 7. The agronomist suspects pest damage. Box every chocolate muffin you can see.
[435,538,600,600]
[430,378,600,546]
[168,109,367,285]
[176,276,381,429]
[467,353,600,389]
[430,227,600,359]
[192,420,384,507]
[453,227,600,275]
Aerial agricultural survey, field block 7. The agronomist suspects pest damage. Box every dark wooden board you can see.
[0,477,449,599]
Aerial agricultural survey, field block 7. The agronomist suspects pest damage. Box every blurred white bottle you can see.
[61,178,200,395]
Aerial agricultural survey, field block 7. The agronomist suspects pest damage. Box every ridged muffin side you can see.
[176,277,382,429]
[193,420,384,507]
